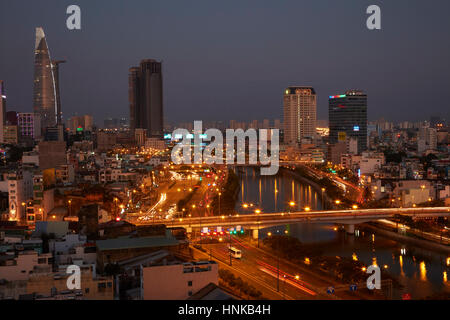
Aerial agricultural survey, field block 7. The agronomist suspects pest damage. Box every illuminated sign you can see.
[329,94,346,99]
[338,132,347,141]
[353,126,360,131]
[163,133,172,139]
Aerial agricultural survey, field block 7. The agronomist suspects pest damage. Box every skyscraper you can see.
[33,27,57,131]
[328,90,367,154]
[0,80,6,143]
[283,86,316,145]
[52,60,66,126]
[129,59,164,138]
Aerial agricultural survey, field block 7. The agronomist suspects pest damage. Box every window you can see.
[85,288,90,294]
[187,281,193,287]
[188,291,193,296]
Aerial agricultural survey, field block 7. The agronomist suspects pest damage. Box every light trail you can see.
[257,266,317,296]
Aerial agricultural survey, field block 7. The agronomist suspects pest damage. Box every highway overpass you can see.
[133,207,450,234]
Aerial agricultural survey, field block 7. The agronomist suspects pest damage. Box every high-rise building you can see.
[18,113,41,141]
[52,60,66,125]
[418,127,437,153]
[129,59,164,138]
[84,115,94,131]
[33,27,57,131]
[0,81,6,143]
[283,87,317,145]
[329,90,368,154]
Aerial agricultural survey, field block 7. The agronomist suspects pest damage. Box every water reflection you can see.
[235,167,450,299]
[420,261,427,281]
[236,167,324,213]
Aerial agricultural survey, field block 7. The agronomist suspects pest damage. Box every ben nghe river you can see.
[234,167,450,299]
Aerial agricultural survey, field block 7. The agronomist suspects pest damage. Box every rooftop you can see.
[96,233,179,251]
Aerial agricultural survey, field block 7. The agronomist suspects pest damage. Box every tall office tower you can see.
[329,90,367,154]
[52,60,66,125]
[33,27,57,130]
[129,59,164,137]
[283,87,317,145]
[0,81,6,143]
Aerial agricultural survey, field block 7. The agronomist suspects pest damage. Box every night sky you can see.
[1,0,449,126]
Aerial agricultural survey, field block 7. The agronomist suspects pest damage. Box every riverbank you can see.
[361,222,450,254]
[279,167,333,209]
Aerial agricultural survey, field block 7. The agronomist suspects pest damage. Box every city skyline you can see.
[0,1,449,304]
[1,1,449,125]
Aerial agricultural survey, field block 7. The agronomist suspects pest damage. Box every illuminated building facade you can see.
[329,90,367,154]
[283,87,317,145]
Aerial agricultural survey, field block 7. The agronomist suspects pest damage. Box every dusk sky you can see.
[1,0,449,126]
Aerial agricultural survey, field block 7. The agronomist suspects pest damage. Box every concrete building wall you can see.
[38,141,66,170]
[142,262,218,300]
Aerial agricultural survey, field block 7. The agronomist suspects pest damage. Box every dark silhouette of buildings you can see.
[129,59,164,138]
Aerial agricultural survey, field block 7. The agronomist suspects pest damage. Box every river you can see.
[234,167,450,299]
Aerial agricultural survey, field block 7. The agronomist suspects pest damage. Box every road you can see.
[128,165,227,223]
[192,236,381,300]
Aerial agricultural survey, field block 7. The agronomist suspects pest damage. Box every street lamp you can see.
[288,201,295,214]
[321,188,326,209]
[255,209,261,248]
